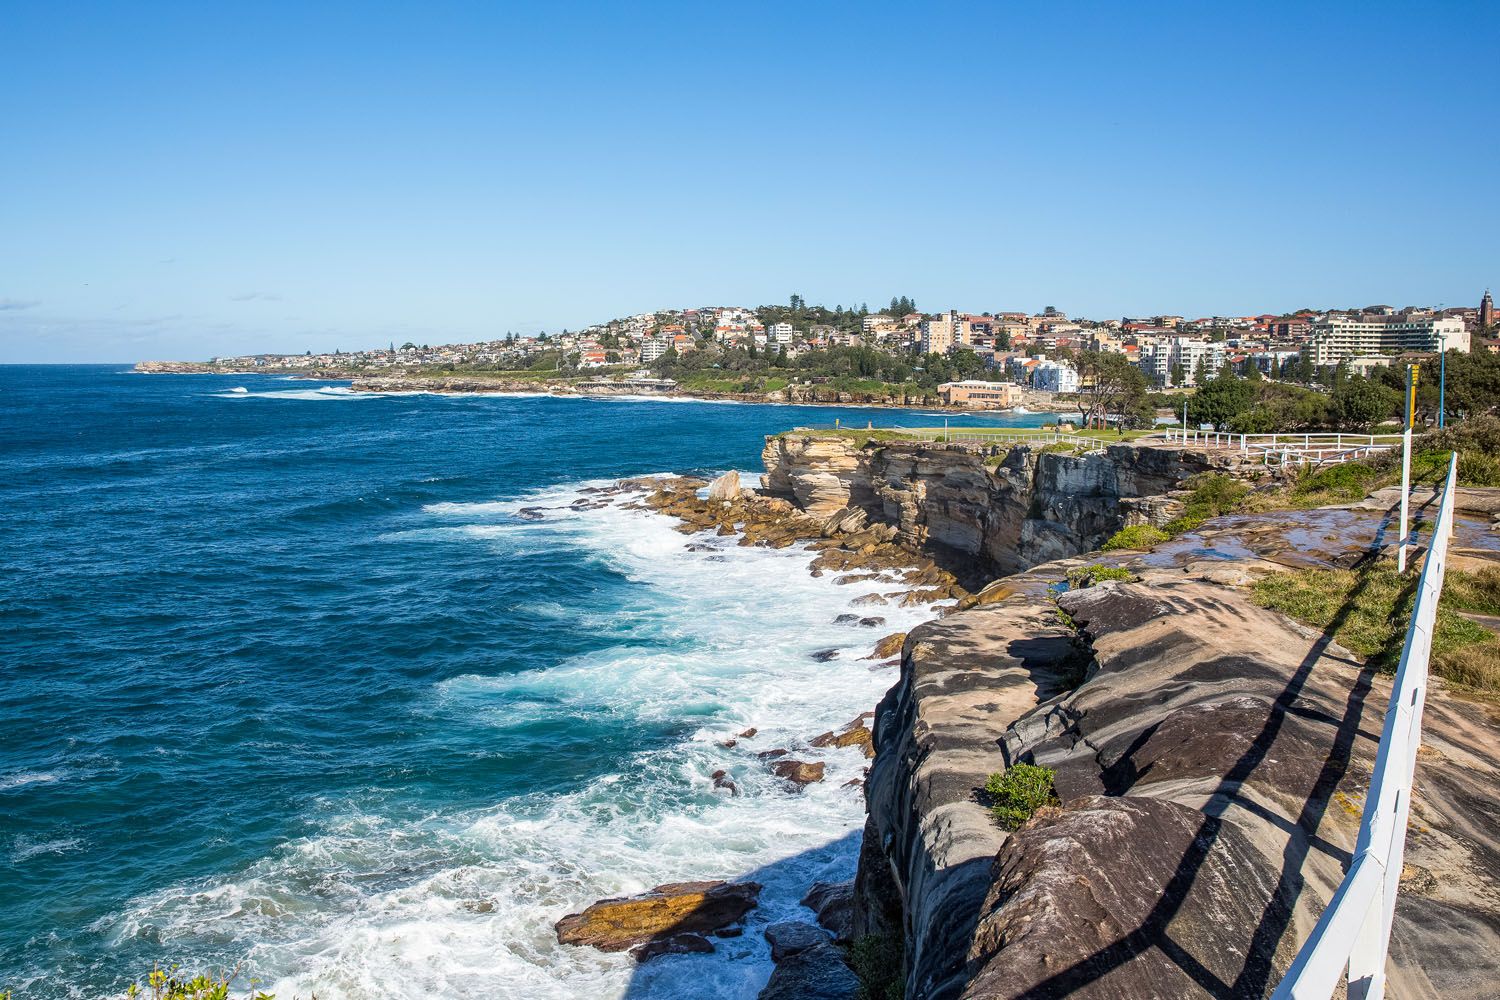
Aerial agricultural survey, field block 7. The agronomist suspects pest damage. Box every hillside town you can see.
[198,292,1495,406]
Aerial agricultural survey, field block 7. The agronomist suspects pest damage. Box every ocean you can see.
[0,366,1050,999]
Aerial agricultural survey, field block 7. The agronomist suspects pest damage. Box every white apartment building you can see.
[1032,360,1079,393]
[862,314,898,335]
[1139,337,1226,386]
[1303,315,1468,367]
[639,338,670,363]
[767,322,795,344]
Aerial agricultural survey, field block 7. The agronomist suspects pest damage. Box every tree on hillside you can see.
[1076,350,1152,429]
[1332,376,1400,430]
[1170,362,1186,389]
[1189,373,1255,430]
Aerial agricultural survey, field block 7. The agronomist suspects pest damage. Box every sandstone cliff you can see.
[761,433,1249,581]
[756,434,1500,998]
[856,555,1500,999]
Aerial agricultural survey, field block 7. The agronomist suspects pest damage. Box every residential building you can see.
[639,338,670,363]
[768,322,794,345]
[1032,360,1079,393]
[938,379,1024,409]
[1303,314,1469,367]
[920,313,956,354]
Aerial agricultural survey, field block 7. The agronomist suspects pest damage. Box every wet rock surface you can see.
[800,880,857,942]
[757,942,862,1000]
[764,920,830,961]
[770,759,826,787]
[554,880,761,957]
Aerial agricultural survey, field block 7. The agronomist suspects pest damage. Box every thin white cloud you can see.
[0,298,41,310]
[230,291,282,302]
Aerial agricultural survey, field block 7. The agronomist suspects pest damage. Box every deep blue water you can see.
[0,366,1047,999]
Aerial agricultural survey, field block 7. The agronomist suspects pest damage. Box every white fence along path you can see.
[1271,451,1459,1000]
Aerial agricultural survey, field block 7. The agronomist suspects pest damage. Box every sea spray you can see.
[95,478,937,1000]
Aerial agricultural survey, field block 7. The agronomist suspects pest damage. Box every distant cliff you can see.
[760,433,1253,583]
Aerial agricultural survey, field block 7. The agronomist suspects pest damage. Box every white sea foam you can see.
[0,770,63,791]
[211,386,371,401]
[94,478,936,1000]
[10,835,83,862]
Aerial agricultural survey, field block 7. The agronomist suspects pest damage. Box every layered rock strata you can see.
[761,433,1275,582]
[860,556,1500,999]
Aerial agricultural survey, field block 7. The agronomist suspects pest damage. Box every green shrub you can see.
[124,967,273,1000]
[1101,525,1170,551]
[984,763,1058,830]
[1066,565,1135,589]
[847,933,905,1000]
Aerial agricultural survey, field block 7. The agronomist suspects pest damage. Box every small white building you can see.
[1032,360,1079,393]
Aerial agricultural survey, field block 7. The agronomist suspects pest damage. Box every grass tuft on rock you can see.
[984,763,1059,830]
[1101,525,1169,551]
[1066,564,1135,589]
[1251,564,1500,691]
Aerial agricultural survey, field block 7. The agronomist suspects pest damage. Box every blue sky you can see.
[2,1,1496,362]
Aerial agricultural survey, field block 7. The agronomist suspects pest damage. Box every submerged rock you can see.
[555,880,762,956]
[811,648,841,662]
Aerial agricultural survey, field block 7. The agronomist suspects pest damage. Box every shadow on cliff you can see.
[616,829,862,999]
[1011,573,1387,999]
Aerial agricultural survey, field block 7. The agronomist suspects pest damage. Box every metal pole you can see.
[1438,335,1446,429]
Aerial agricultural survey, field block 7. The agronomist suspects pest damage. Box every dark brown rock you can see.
[771,759,825,786]
[555,880,761,954]
[629,932,714,962]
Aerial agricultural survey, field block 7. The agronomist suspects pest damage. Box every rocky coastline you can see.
[555,434,1500,999]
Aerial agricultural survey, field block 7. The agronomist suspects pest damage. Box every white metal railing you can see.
[896,428,1102,449]
[1159,428,1400,468]
[1271,451,1459,1000]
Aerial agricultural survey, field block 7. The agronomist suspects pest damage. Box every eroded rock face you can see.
[554,880,761,956]
[964,796,1287,999]
[858,557,1500,1000]
[761,434,1236,584]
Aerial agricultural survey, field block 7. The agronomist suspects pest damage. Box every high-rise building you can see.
[1482,289,1495,331]
[1303,314,1469,366]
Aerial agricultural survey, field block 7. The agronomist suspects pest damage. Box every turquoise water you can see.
[0,366,1048,998]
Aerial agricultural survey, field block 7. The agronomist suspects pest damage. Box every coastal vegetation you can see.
[1065,564,1136,589]
[121,966,273,1000]
[1252,565,1500,693]
[1101,525,1170,551]
[847,933,905,1000]
[983,763,1059,830]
